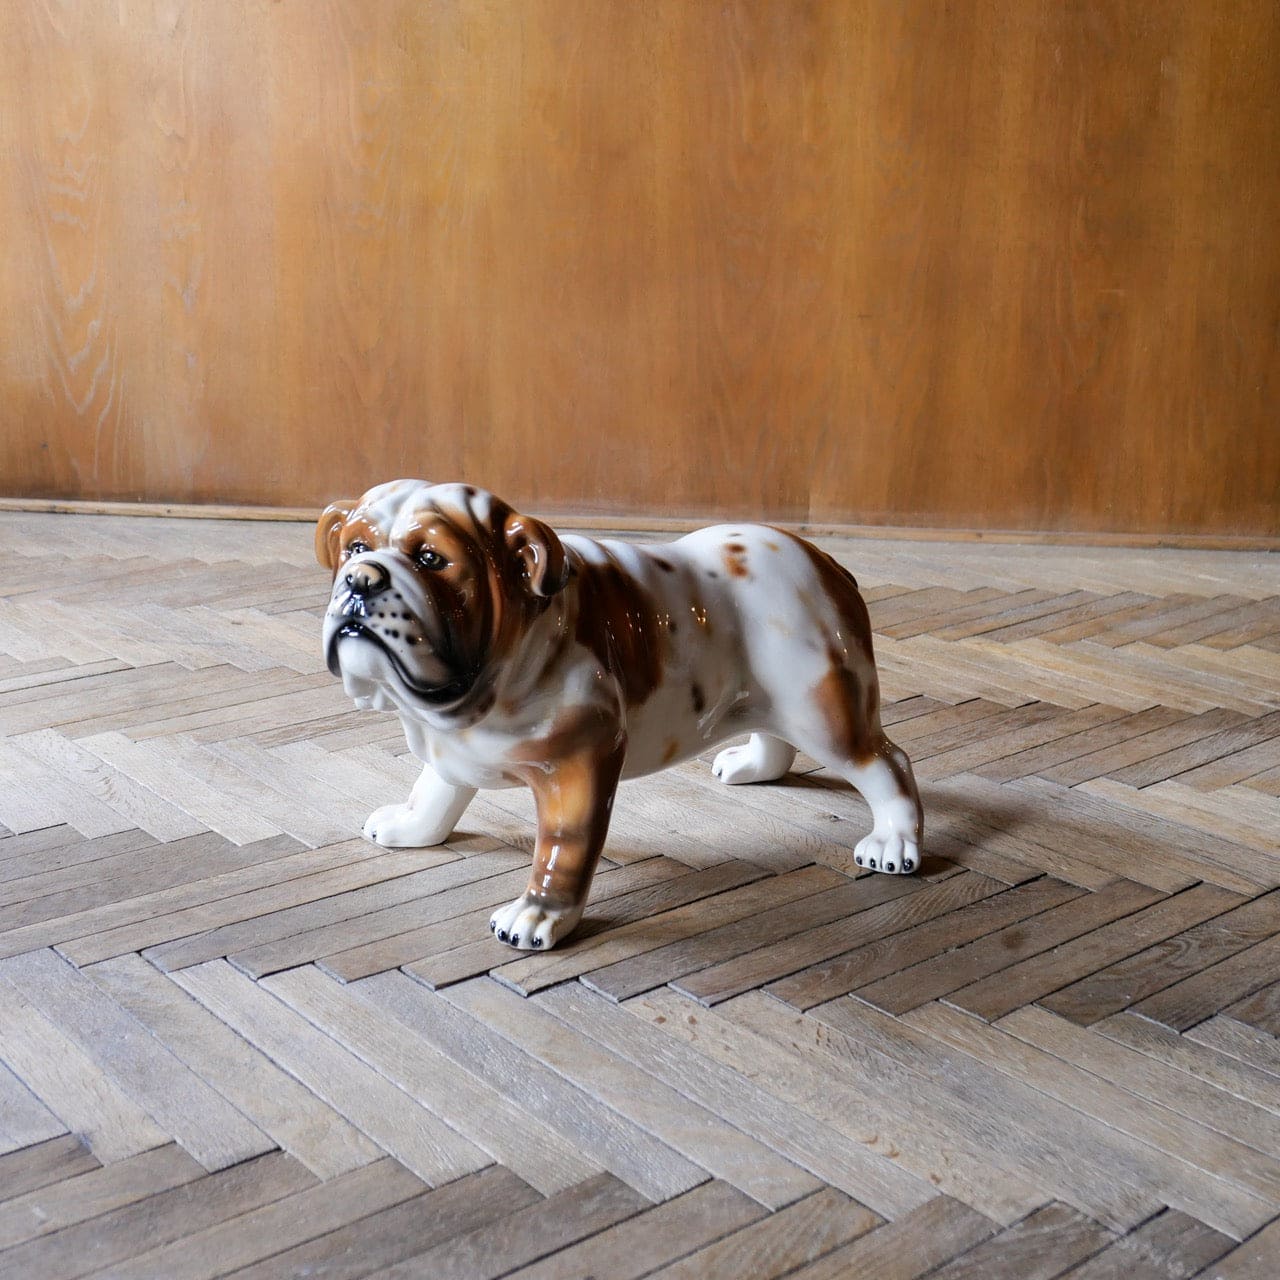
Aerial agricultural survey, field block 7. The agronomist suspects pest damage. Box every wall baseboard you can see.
[0,496,1275,553]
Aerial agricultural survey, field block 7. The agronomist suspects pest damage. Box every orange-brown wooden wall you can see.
[1,1,1277,535]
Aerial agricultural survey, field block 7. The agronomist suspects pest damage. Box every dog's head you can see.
[317,480,569,720]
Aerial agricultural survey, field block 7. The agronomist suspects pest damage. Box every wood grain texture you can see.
[1,2,1277,535]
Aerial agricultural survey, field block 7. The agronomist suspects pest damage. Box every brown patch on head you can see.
[315,498,359,572]
[814,647,880,763]
[722,543,749,578]
[503,512,569,598]
[572,547,665,707]
[358,487,569,723]
[691,682,705,714]
[662,739,680,764]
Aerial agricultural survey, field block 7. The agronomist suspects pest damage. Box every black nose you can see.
[344,561,389,597]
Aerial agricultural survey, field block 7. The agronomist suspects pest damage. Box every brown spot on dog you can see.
[662,739,680,763]
[784,532,876,665]
[765,540,780,551]
[315,499,359,572]
[572,548,664,707]
[691,682,706,714]
[813,648,879,763]
[723,543,749,579]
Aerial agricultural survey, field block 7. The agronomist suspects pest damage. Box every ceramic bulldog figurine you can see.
[317,481,923,951]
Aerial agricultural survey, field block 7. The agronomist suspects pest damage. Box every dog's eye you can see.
[345,540,370,560]
[416,548,448,571]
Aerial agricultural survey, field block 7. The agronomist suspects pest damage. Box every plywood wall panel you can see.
[0,1,1276,535]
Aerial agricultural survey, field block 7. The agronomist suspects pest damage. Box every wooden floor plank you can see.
[1040,890,1280,1026]
[170,960,489,1188]
[902,1002,1280,1239]
[3,513,1279,1275]
[0,1136,98,1205]
[85,1157,427,1280]
[672,869,987,1006]
[1057,1208,1232,1280]
[354,971,709,1202]
[261,965,603,1197]
[998,1007,1280,1163]
[1187,1017,1280,1081]
[925,1203,1114,1280]
[321,852,686,983]
[1130,933,1280,1032]
[491,863,818,998]
[502,1180,767,1280]
[59,843,445,968]
[0,1144,205,1251]
[0,970,168,1164]
[0,1150,316,1280]
[948,884,1254,1022]
[713,989,1157,1231]
[359,1172,647,1280]
[221,1166,543,1280]
[579,866,870,1002]
[0,1058,66,1153]
[643,1186,879,1280]
[441,976,819,1210]
[774,1193,999,1280]
[1189,1215,1280,1278]
[406,859,767,992]
[0,950,272,1172]
[85,953,382,1179]
[848,878,1159,1016]
[143,847,514,974]
[1095,1014,1280,1121]
[537,983,945,1219]
[767,875,1090,1011]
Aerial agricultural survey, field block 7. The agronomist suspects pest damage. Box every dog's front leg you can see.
[489,734,626,951]
[364,762,476,849]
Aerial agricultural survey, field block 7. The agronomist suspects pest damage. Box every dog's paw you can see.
[711,735,795,785]
[362,803,451,849]
[853,828,920,875]
[712,744,761,785]
[488,896,583,951]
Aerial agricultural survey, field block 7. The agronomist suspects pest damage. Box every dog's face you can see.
[317,480,569,719]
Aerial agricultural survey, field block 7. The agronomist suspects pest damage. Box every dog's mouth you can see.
[325,618,470,706]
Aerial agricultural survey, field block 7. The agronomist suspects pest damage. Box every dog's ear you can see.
[315,499,357,572]
[503,511,569,598]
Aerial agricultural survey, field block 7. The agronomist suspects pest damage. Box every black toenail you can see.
[855,855,863,866]
[532,937,543,948]
[904,859,915,872]
[510,934,520,946]
[886,862,896,872]
[869,858,877,869]
[489,920,497,932]
[497,930,508,941]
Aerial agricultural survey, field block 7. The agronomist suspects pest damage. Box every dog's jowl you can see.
[318,480,923,951]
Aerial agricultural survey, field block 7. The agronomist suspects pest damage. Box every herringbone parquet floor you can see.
[1,511,1278,1279]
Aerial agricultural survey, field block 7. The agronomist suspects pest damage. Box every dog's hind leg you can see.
[711,733,797,785]
[780,656,923,875]
[841,742,923,874]
[364,763,476,848]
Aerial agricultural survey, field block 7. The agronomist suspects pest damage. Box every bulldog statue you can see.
[318,481,923,951]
